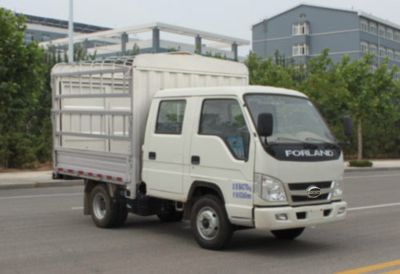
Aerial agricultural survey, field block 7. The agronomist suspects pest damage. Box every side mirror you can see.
[257,113,273,137]
[342,116,353,138]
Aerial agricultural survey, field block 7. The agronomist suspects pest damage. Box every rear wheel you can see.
[271,228,305,240]
[90,184,127,228]
[191,195,233,250]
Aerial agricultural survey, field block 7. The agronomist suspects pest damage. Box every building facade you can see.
[21,13,109,43]
[252,4,400,69]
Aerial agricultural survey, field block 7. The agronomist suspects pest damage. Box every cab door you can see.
[142,98,188,198]
[187,97,255,225]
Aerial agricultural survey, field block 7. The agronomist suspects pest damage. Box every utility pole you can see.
[68,0,74,63]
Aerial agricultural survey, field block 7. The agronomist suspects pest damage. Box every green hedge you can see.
[349,160,373,167]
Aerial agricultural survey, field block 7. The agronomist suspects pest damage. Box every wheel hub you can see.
[93,192,107,220]
[197,207,219,240]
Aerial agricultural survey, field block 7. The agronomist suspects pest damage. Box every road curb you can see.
[345,167,400,173]
[0,180,83,190]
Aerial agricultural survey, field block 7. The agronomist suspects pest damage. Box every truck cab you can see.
[142,85,347,249]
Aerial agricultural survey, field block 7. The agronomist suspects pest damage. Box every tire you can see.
[271,227,305,240]
[190,195,233,250]
[157,210,183,222]
[90,184,127,228]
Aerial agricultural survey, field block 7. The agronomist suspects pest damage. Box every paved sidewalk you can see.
[0,159,399,190]
[0,170,82,190]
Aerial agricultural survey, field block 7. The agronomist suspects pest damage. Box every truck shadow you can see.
[121,216,336,255]
[122,216,194,240]
[228,231,333,256]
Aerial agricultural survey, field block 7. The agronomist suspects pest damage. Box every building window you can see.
[292,24,299,35]
[294,64,307,70]
[369,22,377,34]
[387,49,394,59]
[24,33,34,43]
[379,47,386,57]
[395,51,400,61]
[360,20,368,32]
[293,45,299,56]
[41,35,51,42]
[155,100,186,134]
[386,28,394,40]
[369,44,377,55]
[292,22,309,36]
[360,42,369,53]
[394,31,400,42]
[292,44,309,56]
[379,26,386,38]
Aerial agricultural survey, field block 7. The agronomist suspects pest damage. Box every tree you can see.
[0,9,46,168]
[364,61,400,158]
[336,54,376,160]
[167,47,177,52]
[299,50,350,142]
[245,52,295,88]
[204,51,227,60]
[125,43,140,56]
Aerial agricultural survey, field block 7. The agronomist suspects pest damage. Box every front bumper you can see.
[254,201,347,230]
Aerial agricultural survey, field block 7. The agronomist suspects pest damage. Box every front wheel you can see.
[271,227,305,240]
[190,195,233,250]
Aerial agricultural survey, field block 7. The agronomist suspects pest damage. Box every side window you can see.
[199,99,250,160]
[155,100,186,134]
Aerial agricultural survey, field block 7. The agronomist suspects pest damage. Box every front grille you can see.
[288,181,332,190]
[288,181,332,204]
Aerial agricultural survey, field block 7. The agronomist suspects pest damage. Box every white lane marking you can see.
[0,193,82,201]
[348,202,400,212]
[344,173,400,179]
[71,206,83,210]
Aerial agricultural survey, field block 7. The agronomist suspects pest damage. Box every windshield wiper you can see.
[304,137,338,148]
[304,137,330,143]
[269,137,318,149]
[274,137,304,143]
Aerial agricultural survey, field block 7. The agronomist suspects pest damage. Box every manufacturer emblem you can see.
[306,186,321,199]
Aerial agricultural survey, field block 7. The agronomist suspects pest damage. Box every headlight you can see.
[332,178,343,198]
[255,174,287,202]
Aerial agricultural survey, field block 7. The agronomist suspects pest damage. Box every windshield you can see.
[244,94,335,144]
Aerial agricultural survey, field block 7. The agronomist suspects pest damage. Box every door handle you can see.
[149,152,156,160]
[191,155,200,165]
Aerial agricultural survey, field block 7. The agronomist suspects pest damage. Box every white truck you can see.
[51,52,351,250]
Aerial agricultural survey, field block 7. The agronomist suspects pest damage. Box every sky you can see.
[1,0,400,55]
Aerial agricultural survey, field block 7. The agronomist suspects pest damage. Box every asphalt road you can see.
[0,170,399,274]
